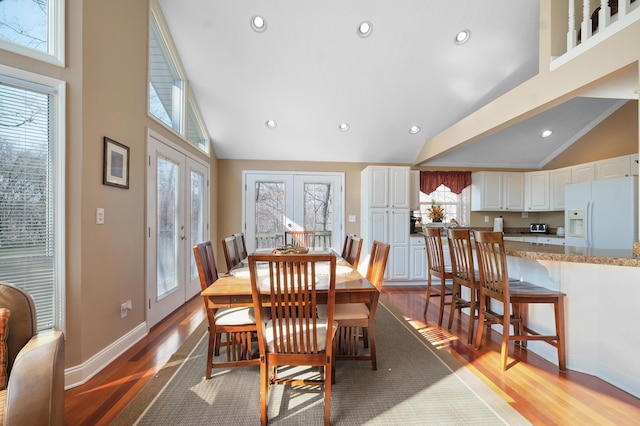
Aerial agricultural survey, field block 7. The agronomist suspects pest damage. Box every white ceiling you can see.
[157,1,635,168]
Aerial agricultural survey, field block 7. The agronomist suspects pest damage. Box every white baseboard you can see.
[63,322,148,389]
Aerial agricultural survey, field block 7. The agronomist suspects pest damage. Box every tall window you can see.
[0,0,65,65]
[417,184,470,226]
[149,3,211,155]
[0,70,65,331]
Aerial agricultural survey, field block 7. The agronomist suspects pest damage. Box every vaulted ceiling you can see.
[157,1,634,168]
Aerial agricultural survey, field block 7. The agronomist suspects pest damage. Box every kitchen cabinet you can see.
[595,154,631,180]
[630,154,639,175]
[471,171,524,211]
[550,167,572,210]
[524,171,550,211]
[409,236,426,280]
[410,170,420,211]
[571,162,595,183]
[361,166,410,280]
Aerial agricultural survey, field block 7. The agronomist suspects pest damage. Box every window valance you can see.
[419,171,472,195]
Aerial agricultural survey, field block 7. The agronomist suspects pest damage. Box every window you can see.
[0,67,65,332]
[0,0,65,66]
[417,184,470,226]
[149,3,211,155]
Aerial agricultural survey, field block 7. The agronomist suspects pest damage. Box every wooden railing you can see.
[255,231,333,250]
[565,0,638,53]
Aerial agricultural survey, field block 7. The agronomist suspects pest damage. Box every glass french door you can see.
[243,172,344,253]
[146,133,209,328]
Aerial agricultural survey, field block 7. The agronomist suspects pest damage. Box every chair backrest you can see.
[248,253,336,355]
[234,232,248,259]
[446,228,476,284]
[366,240,390,292]
[285,231,315,249]
[222,235,241,271]
[341,234,353,258]
[345,236,363,269]
[193,241,219,292]
[423,227,447,275]
[0,283,37,375]
[472,231,510,303]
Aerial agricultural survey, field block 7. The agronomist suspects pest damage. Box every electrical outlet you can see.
[120,302,127,318]
[96,207,105,225]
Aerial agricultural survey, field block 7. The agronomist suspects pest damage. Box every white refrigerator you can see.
[564,176,638,249]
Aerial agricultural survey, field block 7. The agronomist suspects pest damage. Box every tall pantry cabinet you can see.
[360,166,410,280]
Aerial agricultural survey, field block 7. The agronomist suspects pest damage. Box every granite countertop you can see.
[503,241,640,267]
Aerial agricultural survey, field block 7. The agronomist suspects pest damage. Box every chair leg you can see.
[368,318,377,370]
[437,277,446,327]
[466,287,476,345]
[474,295,486,350]
[423,274,432,319]
[324,359,332,426]
[500,313,510,371]
[555,295,567,372]
[259,360,269,426]
[447,283,460,331]
[206,333,215,380]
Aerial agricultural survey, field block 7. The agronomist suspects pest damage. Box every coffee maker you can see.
[410,216,418,234]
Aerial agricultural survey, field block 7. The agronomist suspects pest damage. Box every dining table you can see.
[200,250,377,308]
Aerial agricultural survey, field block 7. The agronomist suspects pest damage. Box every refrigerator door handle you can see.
[587,200,593,248]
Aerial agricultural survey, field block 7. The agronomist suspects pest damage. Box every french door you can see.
[146,132,209,328]
[243,172,344,253]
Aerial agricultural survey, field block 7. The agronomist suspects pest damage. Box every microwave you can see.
[530,223,547,233]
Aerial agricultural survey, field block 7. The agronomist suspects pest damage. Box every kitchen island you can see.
[499,239,640,399]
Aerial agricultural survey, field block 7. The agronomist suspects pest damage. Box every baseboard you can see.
[64,322,148,389]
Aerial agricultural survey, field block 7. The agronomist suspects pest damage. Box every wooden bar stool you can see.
[423,227,454,327]
[473,230,567,371]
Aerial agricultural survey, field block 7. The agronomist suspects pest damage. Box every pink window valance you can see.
[419,171,472,195]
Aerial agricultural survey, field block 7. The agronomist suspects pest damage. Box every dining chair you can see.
[222,235,241,272]
[472,231,567,371]
[423,227,454,326]
[344,235,363,269]
[248,252,337,426]
[234,232,248,259]
[341,233,354,258]
[284,230,315,249]
[317,240,390,371]
[446,228,480,345]
[193,241,260,379]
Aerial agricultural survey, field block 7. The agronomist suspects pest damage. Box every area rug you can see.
[113,302,529,425]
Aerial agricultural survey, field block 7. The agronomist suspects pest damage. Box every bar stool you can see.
[473,230,567,371]
[423,227,453,326]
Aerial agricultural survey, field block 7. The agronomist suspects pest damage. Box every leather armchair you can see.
[0,282,64,426]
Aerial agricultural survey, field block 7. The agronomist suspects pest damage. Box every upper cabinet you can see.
[471,172,524,211]
[595,155,631,180]
[550,167,572,210]
[571,162,595,183]
[410,171,420,211]
[366,166,410,209]
[524,170,550,211]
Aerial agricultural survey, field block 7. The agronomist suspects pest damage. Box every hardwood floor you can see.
[64,286,640,425]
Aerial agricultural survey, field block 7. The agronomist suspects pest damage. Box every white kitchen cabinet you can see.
[410,170,420,211]
[550,167,572,210]
[595,155,631,180]
[361,166,410,280]
[471,171,524,211]
[524,170,550,211]
[409,236,426,280]
[630,154,639,176]
[537,236,565,245]
[571,162,595,183]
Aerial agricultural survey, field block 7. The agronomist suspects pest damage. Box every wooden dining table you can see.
[201,252,377,308]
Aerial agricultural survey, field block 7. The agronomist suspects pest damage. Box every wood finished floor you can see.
[64,286,640,425]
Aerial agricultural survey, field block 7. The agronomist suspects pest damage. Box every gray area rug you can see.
[113,303,529,425]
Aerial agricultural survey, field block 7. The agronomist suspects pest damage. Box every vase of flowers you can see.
[427,203,445,223]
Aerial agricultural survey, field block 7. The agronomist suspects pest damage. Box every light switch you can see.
[484,215,489,223]
[348,215,356,223]
[96,208,105,225]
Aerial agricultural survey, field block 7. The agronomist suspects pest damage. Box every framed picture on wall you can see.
[103,137,130,189]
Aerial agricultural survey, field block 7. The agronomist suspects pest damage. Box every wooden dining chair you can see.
[234,232,247,259]
[193,241,260,379]
[222,235,241,272]
[446,228,480,345]
[423,227,454,326]
[472,231,567,371]
[284,230,315,249]
[344,235,363,269]
[340,234,353,258]
[317,240,390,371]
[248,253,337,426]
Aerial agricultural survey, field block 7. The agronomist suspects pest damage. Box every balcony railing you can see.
[559,0,639,65]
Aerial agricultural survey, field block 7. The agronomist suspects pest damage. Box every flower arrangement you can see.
[427,203,445,222]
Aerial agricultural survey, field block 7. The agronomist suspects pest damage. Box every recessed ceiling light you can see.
[541,129,553,138]
[338,123,350,132]
[265,119,277,129]
[251,15,267,33]
[409,126,421,134]
[357,21,373,38]
[454,29,470,45]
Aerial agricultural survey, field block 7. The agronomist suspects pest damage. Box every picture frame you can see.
[103,137,130,189]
